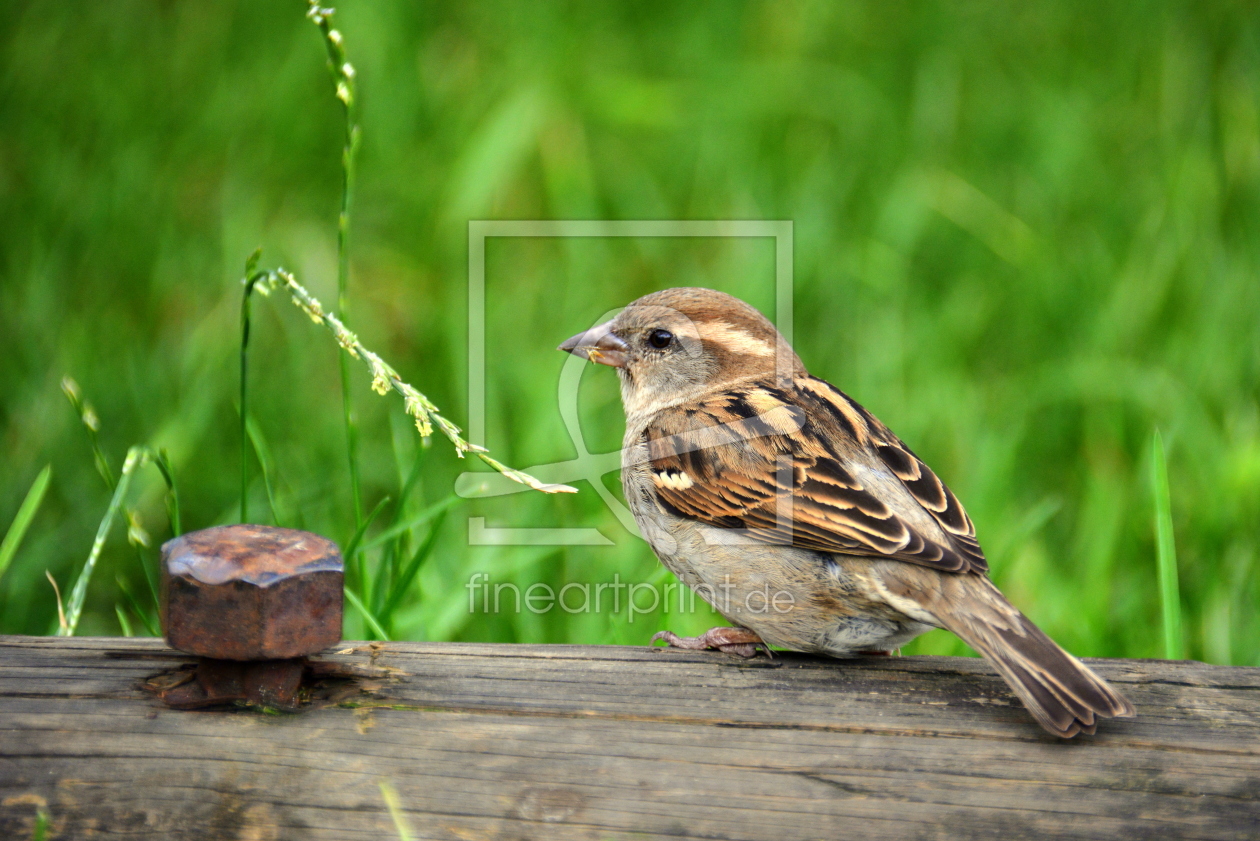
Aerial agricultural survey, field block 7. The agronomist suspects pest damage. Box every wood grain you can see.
[1,636,1257,840]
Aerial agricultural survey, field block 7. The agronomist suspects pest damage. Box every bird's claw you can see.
[651,627,773,659]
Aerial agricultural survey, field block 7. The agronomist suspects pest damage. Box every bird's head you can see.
[558,287,803,419]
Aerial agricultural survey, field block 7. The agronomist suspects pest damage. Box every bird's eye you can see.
[647,329,673,349]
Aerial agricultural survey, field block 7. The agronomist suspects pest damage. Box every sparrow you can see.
[559,287,1134,738]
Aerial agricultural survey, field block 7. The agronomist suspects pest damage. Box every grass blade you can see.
[344,586,390,641]
[340,350,364,529]
[116,574,159,636]
[245,416,285,527]
[0,464,52,583]
[1152,430,1183,660]
[115,604,134,637]
[45,570,67,634]
[387,437,428,539]
[61,447,146,636]
[31,805,50,841]
[378,780,414,841]
[343,496,392,564]
[371,536,398,617]
[363,494,462,552]
[240,250,266,524]
[380,510,448,624]
[343,495,391,602]
[372,445,429,616]
[151,448,182,537]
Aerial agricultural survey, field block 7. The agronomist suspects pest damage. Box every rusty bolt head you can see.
[160,525,343,660]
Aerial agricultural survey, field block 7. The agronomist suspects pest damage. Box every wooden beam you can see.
[1,636,1257,839]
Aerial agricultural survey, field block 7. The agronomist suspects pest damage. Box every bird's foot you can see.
[651,627,772,659]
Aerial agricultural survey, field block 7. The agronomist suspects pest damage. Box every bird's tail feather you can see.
[933,578,1135,737]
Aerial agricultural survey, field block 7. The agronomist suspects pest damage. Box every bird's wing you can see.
[643,376,987,574]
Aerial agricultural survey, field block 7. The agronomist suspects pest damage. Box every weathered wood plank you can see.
[0,636,1257,840]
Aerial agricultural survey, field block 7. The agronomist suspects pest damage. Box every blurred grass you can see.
[1,1,1257,663]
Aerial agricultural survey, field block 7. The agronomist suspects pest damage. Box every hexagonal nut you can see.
[160,524,343,660]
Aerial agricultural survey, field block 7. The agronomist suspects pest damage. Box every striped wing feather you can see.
[645,377,988,574]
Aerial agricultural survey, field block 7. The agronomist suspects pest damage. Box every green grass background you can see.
[2,1,1258,663]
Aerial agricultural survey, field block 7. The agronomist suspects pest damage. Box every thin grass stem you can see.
[1152,430,1183,660]
[240,248,265,523]
[339,358,363,524]
[246,416,285,527]
[309,2,365,527]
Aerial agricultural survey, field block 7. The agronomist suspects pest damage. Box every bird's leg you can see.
[651,627,772,659]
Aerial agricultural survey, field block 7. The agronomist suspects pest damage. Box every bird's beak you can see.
[558,320,629,368]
